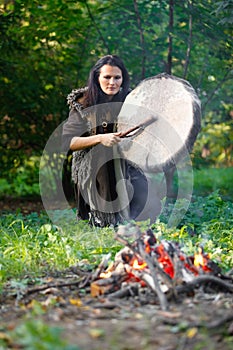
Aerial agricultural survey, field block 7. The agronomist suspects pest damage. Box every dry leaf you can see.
[89,328,105,338]
[69,298,83,307]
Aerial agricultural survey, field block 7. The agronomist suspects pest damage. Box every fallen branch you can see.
[159,312,233,330]
[108,284,139,299]
[8,277,87,299]
[174,275,233,295]
[207,313,233,329]
[91,253,111,281]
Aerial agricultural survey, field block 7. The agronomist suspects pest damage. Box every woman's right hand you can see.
[70,132,122,151]
[99,132,122,147]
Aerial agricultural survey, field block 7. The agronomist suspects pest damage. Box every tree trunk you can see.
[167,0,174,74]
[133,0,146,79]
[183,0,193,79]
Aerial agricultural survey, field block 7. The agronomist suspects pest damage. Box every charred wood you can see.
[174,275,233,296]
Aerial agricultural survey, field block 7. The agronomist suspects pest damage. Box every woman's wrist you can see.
[70,135,102,151]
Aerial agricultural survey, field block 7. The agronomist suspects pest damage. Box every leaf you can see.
[89,328,105,338]
[186,327,198,338]
[69,298,83,307]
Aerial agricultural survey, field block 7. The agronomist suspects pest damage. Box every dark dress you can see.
[62,88,148,227]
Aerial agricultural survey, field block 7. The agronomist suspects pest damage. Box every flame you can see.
[98,242,214,287]
[156,244,174,278]
[91,227,222,300]
[194,247,212,272]
[132,258,147,270]
[194,247,205,268]
[99,271,112,278]
[145,242,151,254]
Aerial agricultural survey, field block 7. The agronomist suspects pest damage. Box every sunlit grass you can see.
[193,167,233,200]
[1,189,232,287]
[0,166,232,286]
[0,212,121,284]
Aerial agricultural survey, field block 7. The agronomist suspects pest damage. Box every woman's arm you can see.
[70,132,122,151]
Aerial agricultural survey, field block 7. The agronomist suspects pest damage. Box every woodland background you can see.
[0,0,232,198]
[0,2,233,349]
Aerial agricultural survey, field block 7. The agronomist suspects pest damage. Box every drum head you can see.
[117,73,201,172]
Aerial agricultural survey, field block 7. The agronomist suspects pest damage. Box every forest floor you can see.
[0,197,44,215]
[1,198,233,350]
[1,271,233,350]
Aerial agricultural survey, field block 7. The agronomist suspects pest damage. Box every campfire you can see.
[90,225,233,310]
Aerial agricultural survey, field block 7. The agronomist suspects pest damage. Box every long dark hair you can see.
[83,55,130,107]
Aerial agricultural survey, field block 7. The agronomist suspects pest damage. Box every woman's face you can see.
[98,65,123,96]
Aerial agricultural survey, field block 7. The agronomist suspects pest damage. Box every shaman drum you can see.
[117,73,201,172]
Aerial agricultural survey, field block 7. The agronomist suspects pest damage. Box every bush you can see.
[0,156,40,198]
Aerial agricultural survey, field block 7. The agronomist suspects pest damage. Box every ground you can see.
[0,199,232,350]
[0,197,44,215]
[1,268,233,349]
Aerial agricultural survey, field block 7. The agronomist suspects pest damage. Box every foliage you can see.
[0,211,120,284]
[170,166,233,201]
[0,190,232,288]
[192,120,233,167]
[159,191,233,270]
[0,318,80,349]
[193,167,233,199]
[160,190,233,231]
[0,156,40,198]
[213,0,233,25]
[1,155,232,203]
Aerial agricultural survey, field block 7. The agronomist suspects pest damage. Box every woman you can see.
[62,55,148,227]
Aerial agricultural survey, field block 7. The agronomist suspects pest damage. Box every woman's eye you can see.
[103,75,122,80]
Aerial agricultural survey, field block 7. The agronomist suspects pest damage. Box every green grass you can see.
[0,166,232,285]
[168,166,233,202]
[158,191,233,270]
[0,211,121,284]
[0,318,80,349]
[193,167,233,200]
[0,191,232,286]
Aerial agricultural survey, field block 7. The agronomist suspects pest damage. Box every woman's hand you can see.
[70,132,122,151]
[99,132,122,147]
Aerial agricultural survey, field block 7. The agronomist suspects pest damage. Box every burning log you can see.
[90,225,232,310]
